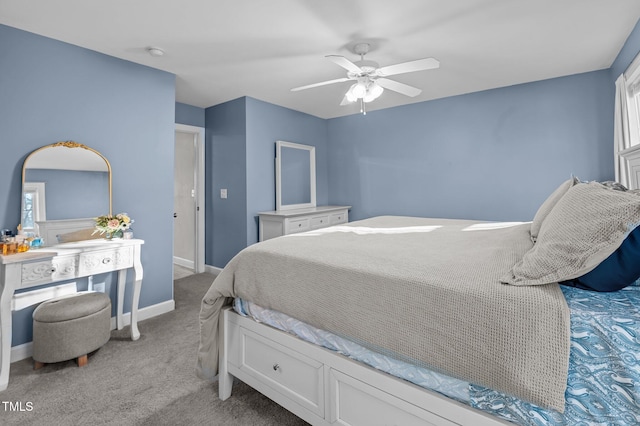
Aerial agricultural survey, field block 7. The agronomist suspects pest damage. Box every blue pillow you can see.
[561,225,640,292]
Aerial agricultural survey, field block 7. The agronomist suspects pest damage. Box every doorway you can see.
[174,124,205,279]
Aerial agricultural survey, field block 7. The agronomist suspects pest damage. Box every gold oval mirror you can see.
[21,141,112,234]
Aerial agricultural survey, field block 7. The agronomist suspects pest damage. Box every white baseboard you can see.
[10,342,33,364]
[173,256,194,269]
[205,264,223,275]
[11,299,175,363]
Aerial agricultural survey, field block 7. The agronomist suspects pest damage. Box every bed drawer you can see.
[286,218,310,234]
[329,369,456,426]
[236,326,324,417]
[21,256,77,287]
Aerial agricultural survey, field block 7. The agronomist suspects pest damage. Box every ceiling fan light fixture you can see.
[351,82,367,98]
[345,84,359,103]
[363,82,384,103]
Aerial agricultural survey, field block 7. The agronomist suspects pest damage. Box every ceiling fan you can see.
[291,43,439,114]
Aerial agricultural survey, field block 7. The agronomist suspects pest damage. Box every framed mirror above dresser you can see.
[259,140,350,241]
[275,140,316,211]
[21,141,112,244]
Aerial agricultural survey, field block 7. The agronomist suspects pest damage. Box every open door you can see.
[173,124,205,276]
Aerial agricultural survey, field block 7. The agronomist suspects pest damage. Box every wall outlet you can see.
[93,282,106,293]
[220,188,228,199]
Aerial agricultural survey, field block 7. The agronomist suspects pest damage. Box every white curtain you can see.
[614,74,632,187]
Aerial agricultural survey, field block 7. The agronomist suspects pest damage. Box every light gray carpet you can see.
[2,273,309,425]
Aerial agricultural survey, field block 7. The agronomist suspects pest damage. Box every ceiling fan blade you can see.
[326,55,363,74]
[339,95,353,106]
[291,77,351,92]
[376,58,439,77]
[376,78,422,97]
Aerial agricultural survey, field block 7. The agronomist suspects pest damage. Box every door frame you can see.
[174,123,205,273]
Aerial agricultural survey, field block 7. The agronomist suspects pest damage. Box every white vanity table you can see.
[0,238,144,391]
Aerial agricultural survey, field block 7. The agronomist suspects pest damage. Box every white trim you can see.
[205,264,223,275]
[175,123,206,274]
[109,299,175,330]
[275,141,316,211]
[173,256,195,270]
[10,299,175,363]
[624,50,640,83]
[10,342,33,364]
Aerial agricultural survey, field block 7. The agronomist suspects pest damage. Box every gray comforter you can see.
[197,216,570,412]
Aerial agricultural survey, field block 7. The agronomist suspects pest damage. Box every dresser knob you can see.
[273,363,280,371]
[102,258,112,264]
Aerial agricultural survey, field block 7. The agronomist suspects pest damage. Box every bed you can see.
[197,180,640,425]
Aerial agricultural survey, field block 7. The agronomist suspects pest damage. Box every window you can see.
[623,53,640,147]
[22,182,46,233]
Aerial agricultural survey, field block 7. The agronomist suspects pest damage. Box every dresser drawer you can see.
[287,218,310,234]
[237,326,324,417]
[21,256,77,287]
[78,246,134,275]
[330,211,348,225]
[310,215,329,229]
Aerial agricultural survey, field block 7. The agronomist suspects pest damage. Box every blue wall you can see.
[245,98,328,246]
[327,70,614,222]
[0,24,176,346]
[611,18,640,79]
[204,97,328,268]
[205,98,248,268]
[175,102,205,128]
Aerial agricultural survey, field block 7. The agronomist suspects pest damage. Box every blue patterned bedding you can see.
[234,281,640,425]
[473,284,640,425]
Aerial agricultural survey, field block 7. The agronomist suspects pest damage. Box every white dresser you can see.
[258,206,351,241]
[0,238,144,391]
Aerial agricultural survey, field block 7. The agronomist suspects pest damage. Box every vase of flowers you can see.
[93,213,134,240]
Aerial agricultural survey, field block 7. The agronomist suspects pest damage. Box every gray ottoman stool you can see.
[32,292,111,369]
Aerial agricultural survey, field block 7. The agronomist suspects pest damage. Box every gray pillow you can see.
[503,182,640,286]
[530,177,579,243]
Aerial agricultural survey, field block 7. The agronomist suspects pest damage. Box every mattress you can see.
[233,281,640,426]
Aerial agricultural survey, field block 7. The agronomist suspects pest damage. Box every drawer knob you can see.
[50,267,56,273]
[102,258,112,264]
[272,363,280,371]
[298,224,302,227]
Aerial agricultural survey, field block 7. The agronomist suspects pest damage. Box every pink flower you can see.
[107,219,121,230]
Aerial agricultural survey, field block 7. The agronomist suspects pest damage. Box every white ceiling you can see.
[2,0,640,119]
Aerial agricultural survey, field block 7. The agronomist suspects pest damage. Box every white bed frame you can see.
[218,307,510,426]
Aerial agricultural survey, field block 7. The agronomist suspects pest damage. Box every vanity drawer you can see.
[21,256,77,287]
[310,215,329,229]
[330,211,348,225]
[287,218,310,234]
[78,246,134,275]
[236,326,324,417]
